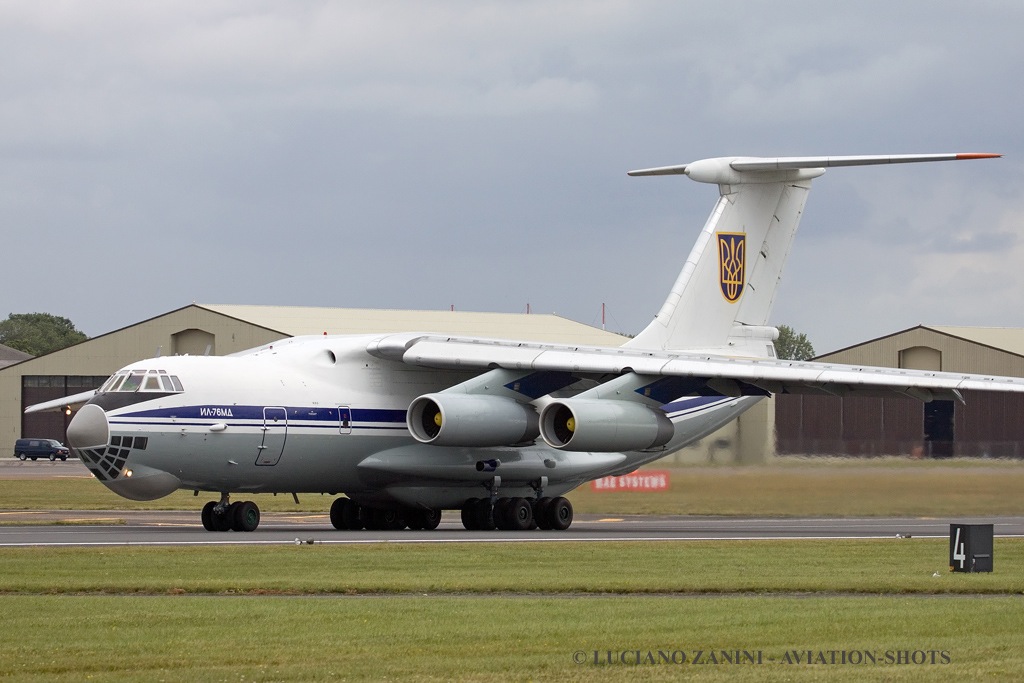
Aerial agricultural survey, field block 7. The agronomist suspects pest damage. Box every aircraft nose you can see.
[67,404,110,450]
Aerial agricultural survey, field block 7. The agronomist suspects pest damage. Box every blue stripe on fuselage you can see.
[110,405,407,424]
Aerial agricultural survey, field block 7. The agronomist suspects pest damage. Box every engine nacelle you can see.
[539,399,674,452]
[407,394,539,447]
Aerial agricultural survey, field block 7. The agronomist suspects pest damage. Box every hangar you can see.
[776,325,1024,458]
[0,304,631,458]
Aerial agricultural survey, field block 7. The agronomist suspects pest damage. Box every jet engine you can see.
[407,394,539,447]
[539,399,674,452]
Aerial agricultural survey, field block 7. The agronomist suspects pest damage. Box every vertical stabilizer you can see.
[624,153,1000,354]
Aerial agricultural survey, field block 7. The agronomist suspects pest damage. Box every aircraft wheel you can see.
[533,498,553,530]
[227,501,244,531]
[342,500,363,530]
[235,501,260,532]
[329,497,349,530]
[374,507,406,531]
[201,501,217,531]
[506,497,533,531]
[405,510,426,530]
[548,496,573,531]
[461,498,480,530]
[493,497,512,530]
[421,508,442,531]
[212,506,233,532]
[362,508,382,530]
[473,499,495,531]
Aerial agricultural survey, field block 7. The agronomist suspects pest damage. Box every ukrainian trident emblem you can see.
[717,233,745,303]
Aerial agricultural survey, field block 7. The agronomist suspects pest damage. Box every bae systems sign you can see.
[590,470,670,492]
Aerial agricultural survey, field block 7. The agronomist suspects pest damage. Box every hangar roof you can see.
[198,304,628,346]
[0,343,32,369]
[821,324,1024,361]
[925,326,1024,358]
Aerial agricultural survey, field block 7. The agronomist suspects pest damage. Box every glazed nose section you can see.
[67,404,110,450]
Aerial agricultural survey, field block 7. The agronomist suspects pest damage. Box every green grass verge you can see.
[1,540,1021,681]
[1,539,1021,596]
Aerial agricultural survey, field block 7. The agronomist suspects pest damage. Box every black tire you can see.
[60,456,67,461]
[228,501,244,531]
[49,453,56,461]
[461,498,480,530]
[493,497,512,530]
[374,507,406,531]
[473,498,495,531]
[405,510,426,531]
[548,497,573,531]
[235,501,260,532]
[201,501,216,531]
[421,508,442,531]
[506,497,533,531]
[342,500,363,530]
[212,505,233,532]
[533,497,553,530]
[30,457,37,461]
[329,497,349,530]
[361,507,382,530]
[17,453,26,461]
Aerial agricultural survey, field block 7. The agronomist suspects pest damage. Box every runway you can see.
[2,510,1022,547]
[3,460,1022,546]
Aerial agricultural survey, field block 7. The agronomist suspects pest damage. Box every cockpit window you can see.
[120,372,146,392]
[100,370,185,394]
[101,375,123,393]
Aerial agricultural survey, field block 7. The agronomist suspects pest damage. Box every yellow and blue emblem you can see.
[717,232,745,303]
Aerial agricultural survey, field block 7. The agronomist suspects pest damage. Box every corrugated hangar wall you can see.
[776,326,1024,457]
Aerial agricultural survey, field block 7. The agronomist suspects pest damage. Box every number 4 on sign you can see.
[953,528,967,569]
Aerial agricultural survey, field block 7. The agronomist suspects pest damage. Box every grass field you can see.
[1,540,1022,681]
[2,459,1022,680]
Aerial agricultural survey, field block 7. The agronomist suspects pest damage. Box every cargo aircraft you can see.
[28,152,1024,533]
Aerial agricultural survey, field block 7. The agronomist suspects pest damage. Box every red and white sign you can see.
[590,470,670,492]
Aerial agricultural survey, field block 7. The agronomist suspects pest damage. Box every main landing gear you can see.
[329,497,442,531]
[460,496,573,531]
[201,495,261,532]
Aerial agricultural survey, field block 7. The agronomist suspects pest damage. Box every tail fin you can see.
[625,153,1001,354]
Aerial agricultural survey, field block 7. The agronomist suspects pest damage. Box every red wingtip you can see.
[956,153,1002,160]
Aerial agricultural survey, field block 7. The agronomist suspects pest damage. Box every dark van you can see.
[13,439,70,461]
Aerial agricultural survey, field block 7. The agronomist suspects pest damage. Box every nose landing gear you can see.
[201,494,261,532]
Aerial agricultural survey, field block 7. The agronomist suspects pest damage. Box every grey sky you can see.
[3,1,1022,354]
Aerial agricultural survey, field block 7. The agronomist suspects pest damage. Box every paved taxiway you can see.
[3,459,1023,546]
[2,511,1023,547]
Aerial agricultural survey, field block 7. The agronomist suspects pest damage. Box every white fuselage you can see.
[74,334,756,509]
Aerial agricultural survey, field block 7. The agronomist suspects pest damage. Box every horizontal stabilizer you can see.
[24,389,97,414]
[627,153,1001,179]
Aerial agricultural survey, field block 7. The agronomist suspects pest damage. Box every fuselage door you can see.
[339,406,351,435]
[256,406,288,466]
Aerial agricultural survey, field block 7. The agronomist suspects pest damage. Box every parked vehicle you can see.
[13,439,70,461]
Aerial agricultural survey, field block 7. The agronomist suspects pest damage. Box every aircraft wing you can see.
[369,333,1024,401]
